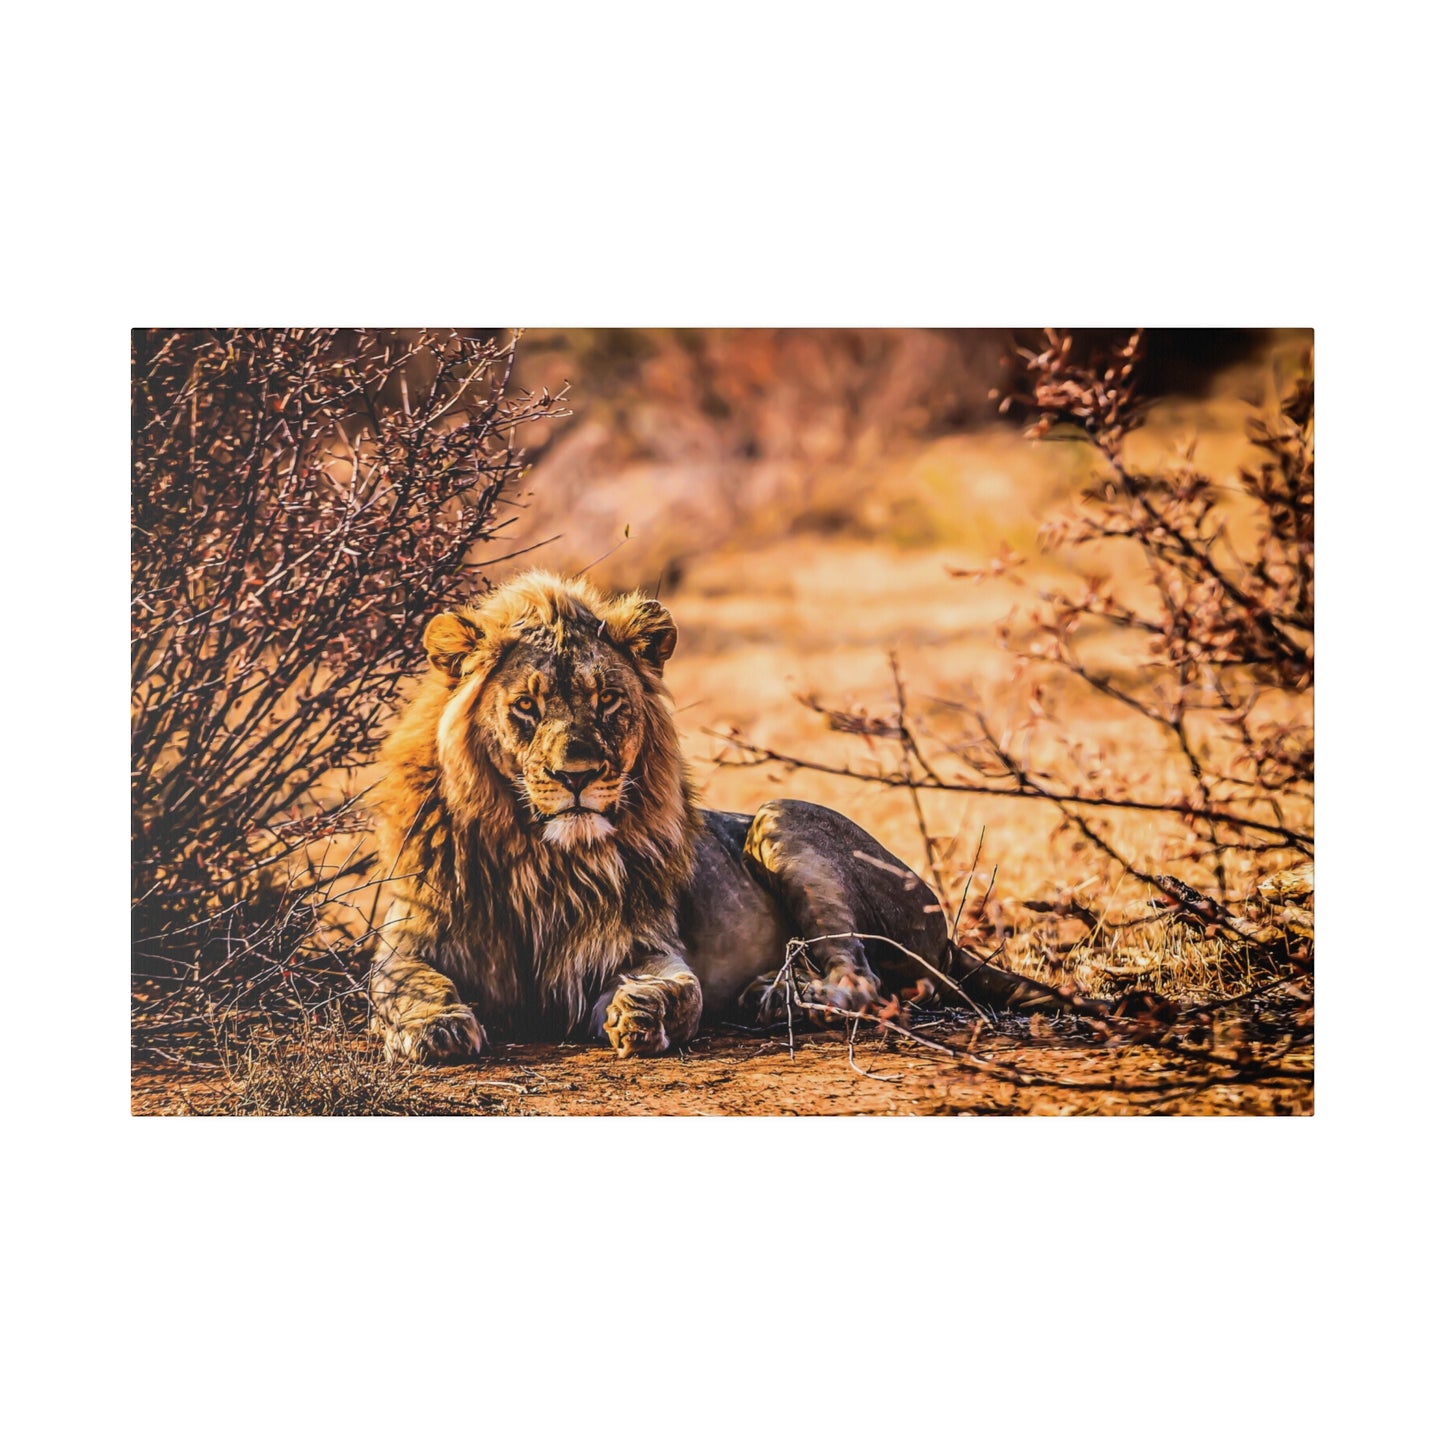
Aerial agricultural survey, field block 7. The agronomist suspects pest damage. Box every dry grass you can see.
[170,1008,506,1117]
[1008,914,1300,1001]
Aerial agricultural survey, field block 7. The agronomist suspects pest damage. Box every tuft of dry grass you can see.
[178,1008,508,1117]
[1008,915,1292,1002]
[964,860,1313,1006]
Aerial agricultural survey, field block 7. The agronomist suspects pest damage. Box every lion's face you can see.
[421,575,679,850]
[473,634,649,846]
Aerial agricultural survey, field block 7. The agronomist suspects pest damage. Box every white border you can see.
[7,2,1435,1438]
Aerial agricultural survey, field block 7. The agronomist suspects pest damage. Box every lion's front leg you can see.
[370,954,486,1064]
[595,956,702,1060]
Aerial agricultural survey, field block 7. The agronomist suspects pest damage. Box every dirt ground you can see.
[131,1004,1313,1116]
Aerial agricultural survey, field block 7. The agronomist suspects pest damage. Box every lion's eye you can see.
[599,689,623,715]
[511,696,539,719]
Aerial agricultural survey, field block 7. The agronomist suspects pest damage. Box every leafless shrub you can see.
[990,330,1313,886]
[132,328,565,1043]
[717,329,1314,999]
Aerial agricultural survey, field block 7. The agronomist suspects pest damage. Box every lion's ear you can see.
[423,610,481,681]
[607,596,677,671]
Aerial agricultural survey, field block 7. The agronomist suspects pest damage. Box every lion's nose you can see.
[551,767,603,797]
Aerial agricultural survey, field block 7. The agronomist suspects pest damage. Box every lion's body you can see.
[370,571,1056,1061]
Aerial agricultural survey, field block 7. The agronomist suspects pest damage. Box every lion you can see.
[370,570,1065,1061]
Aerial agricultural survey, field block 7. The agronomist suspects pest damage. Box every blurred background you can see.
[502,328,1291,584]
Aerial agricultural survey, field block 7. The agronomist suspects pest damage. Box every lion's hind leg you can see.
[741,800,913,1020]
[743,799,1096,1024]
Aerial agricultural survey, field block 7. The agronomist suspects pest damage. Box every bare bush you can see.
[719,330,1314,995]
[131,328,565,1041]
[991,330,1313,883]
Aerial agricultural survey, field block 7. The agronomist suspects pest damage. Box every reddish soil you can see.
[131,1013,1313,1118]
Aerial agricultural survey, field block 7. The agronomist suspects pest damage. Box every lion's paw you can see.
[603,979,672,1060]
[799,966,882,1017]
[749,961,886,1026]
[382,1005,487,1064]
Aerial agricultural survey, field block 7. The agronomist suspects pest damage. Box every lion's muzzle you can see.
[529,764,628,847]
[549,766,603,797]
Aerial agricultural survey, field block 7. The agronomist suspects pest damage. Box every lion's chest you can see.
[437,847,636,1034]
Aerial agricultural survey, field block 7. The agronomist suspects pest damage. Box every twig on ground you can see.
[846,1018,905,1082]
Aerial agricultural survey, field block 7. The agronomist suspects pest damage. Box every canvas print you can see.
[131,328,1314,1115]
